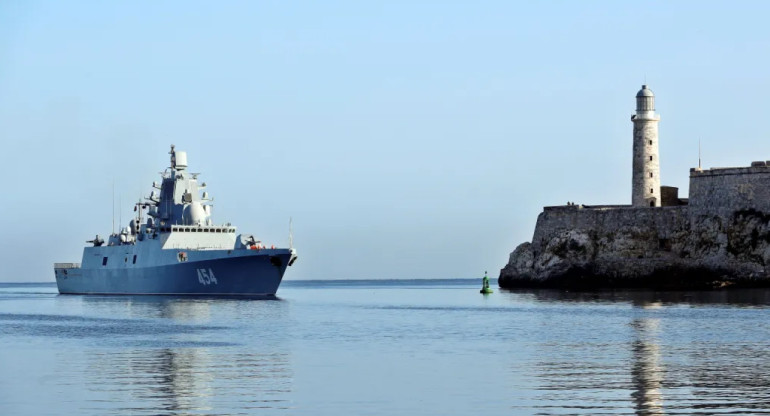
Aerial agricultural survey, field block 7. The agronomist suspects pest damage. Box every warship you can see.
[54,145,297,296]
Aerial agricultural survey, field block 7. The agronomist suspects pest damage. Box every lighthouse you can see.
[631,85,661,207]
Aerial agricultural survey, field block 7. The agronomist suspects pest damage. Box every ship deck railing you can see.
[54,263,81,269]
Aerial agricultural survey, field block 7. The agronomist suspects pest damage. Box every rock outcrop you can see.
[500,205,770,290]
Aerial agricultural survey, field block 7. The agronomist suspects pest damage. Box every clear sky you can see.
[2,1,770,282]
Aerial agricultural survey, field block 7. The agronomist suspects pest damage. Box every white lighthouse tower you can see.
[631,85,661,207]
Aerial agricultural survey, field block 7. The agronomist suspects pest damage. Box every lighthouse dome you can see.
[636,85,655,112]
[636,85,654,97]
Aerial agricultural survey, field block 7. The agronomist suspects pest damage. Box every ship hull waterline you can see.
[55,250,292,296]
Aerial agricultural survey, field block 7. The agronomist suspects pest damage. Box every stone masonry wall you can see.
[501,166,770,289]
[531,205,685,255]
[689,166,770,216]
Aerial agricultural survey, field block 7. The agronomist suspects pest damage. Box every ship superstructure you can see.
[54,145,296,295]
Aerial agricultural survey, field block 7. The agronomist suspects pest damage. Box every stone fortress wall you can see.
[531,205,686,255]
[531,163,770,248]
[689,164,770,215]
[503,165,770,288]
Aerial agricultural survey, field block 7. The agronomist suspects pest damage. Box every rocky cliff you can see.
[499,205,770,289]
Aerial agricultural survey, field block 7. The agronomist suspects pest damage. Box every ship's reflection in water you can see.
[70,296,292,416]
[515,289,770,415]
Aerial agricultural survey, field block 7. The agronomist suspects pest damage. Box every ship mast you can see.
[289,217,294,249]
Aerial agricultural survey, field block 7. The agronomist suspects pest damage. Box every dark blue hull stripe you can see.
[55,253,290,295]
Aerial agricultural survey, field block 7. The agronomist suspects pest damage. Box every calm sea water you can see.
[2,280,770,415]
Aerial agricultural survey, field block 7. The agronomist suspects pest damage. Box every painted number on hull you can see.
[197,268,218,285]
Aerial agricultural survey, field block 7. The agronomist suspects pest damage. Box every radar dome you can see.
[182,202,207,225]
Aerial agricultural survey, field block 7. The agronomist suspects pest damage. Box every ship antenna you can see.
[289,217,294,249]
[136,192,142,227]
[698,138,702,169]
[112,179,115,234]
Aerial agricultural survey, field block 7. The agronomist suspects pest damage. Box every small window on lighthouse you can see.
[649,156,653,161]
[649,140,652,145]
[650,173,653,178]
[650,188,654,194]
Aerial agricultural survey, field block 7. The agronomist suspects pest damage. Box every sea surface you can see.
[2,280,770,415]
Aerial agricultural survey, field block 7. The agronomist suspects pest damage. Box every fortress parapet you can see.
[689,164,770,215]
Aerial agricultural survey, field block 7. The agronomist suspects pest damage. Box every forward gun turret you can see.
[86,235,104,247]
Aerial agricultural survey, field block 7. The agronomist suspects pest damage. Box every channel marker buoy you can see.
[480,271,493,294]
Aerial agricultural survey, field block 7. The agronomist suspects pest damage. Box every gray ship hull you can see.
[55,249,293,296]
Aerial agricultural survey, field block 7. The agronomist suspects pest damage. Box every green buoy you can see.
[480,271,493,294]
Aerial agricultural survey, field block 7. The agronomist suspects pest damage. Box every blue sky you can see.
[2,1,770,281]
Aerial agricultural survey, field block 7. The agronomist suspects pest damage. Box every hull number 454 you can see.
[197,268,218,285]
